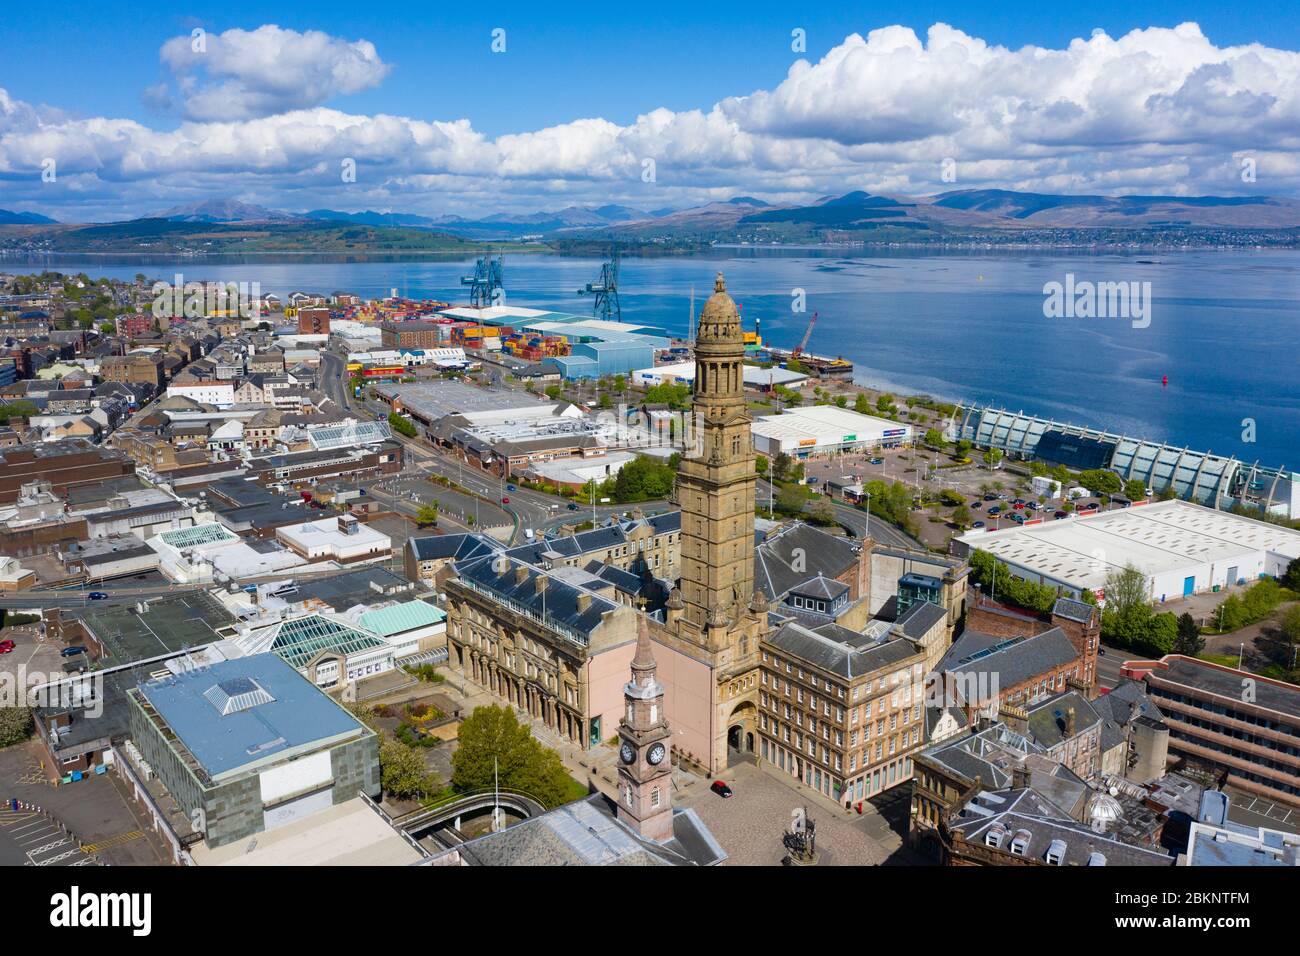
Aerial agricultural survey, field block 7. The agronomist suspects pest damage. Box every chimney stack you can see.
[514,566,529,586]
[535,575,549,596]
[576,593,591,612]
[1064,706,1076,737]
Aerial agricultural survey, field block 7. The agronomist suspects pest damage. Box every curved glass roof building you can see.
[950,404,1298,518]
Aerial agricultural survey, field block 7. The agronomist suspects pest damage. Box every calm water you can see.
[6,248,1298,467]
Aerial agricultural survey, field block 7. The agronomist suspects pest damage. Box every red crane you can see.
[793,312,818,357]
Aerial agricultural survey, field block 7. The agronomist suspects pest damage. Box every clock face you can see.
[620,742,636,764]
[647,743,666,766]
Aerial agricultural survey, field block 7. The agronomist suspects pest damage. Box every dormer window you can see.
[1010,830,1031,855]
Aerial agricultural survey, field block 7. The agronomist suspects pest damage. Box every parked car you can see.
[710,780,734,798]
[501,497,510,505]
[0,640,15,654]
[87,592,109,600]
[983,493,998,501]
[567,502,580,511]
[60,646,87,658]
[1008,512,1027,524]
[1054,510,1069,519]
[972,520,985,528]
[988,506,1001,515]
[869,458,884,466]
[506,483,517,492]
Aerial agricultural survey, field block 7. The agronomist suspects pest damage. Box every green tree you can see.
[776,482,807,516]
[416,502,439,527]
[951,504,972,529]
[1123,479,1148,501]
[1078,468,1122,496]
[754,455,768,475]
[0,400,39,423]
[1281,557,1300,593]
[544,384,563,401]
[1173,612,1205,656]
[387,411,416,438]
[922,428,944,449]
[380,738,434,799]
[451,705,578,808]
[875,394,893,414]
[0,706,34,747]
[854,393,870,415]
[834,394,847,408]
[1105,564,1150,618]
[982,447,1003,469]
[772,452,795,483]
[956,439,973,459]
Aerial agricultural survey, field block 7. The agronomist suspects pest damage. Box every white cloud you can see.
[157,25,392,121]
[3,21,1300,220]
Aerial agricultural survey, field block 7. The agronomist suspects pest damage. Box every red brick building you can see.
[297,307,331,335]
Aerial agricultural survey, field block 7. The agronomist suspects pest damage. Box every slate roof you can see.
[765,620,920,681]
[502,512,681,566]
[948,788,1176,866]
[892,600,948,639]
[408,532,500,563]
[939,626,1079,694]
[455,554,619,646]
[1052,596,1096,624]
[446,794,726,866]
[753,522,859,603]
[1025,690,1102,749]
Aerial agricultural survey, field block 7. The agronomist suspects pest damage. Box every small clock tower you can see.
[617,616,675,842]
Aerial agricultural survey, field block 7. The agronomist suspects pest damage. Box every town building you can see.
[1121,654,1300,806]
[760,620,927,804]
[126,653,381,849]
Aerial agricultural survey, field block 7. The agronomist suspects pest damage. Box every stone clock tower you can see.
[617,617,675,842]
[676,273,758,640]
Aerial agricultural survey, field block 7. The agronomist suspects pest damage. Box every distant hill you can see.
[0,209,58,225]
[155,199,301,223]
[0,218,513,254]
[929,189,1300,228]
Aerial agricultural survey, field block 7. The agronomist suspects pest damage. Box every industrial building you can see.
[950,404,1300,519]
[126,653,381,848]
[952,499,1300,602]
[751,404,913,458]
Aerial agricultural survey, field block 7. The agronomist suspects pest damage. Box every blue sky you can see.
[2,2,1299,219]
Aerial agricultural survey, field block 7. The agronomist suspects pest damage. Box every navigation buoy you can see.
[1161,375,1168,387]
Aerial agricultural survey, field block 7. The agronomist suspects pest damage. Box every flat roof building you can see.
[127,653,380,848]
[1122,654,1300,807]
[751,405,913,458]
[952,499,1300,602]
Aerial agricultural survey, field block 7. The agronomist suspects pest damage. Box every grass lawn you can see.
[1197,653,1244,667]
[558,774,591,806]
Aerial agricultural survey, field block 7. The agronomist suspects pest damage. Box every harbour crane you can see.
[792,312,818,357]
[461,254,505,308]
[577,251,621,322]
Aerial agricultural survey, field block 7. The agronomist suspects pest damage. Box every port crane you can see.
[792,312,818,357]
[461,254,505,308]
[577,251,621,322]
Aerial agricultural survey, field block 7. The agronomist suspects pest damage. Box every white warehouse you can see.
[751,404,913,458]
[951,499,1300,604]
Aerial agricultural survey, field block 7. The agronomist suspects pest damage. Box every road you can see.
[756,479,923,551]
[1,583,201,610]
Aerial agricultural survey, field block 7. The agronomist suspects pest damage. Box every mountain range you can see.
[4,189,1299,253]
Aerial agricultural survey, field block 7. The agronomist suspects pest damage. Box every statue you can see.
[782,806,819,865]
